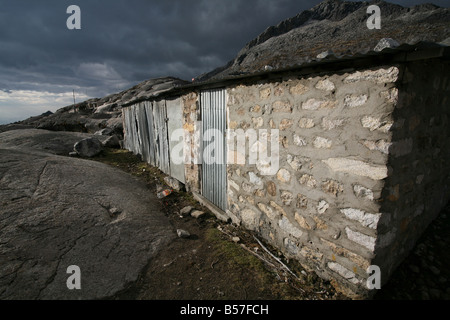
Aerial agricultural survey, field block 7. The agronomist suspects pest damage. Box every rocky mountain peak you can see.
[197,0,450,81]
[310,0,365,20]
[244,0,365,52]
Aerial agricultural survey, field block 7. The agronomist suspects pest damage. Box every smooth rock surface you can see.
[0,130,175,299]
[0,129,109,156]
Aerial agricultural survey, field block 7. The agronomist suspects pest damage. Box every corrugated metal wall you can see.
[201,89,227,211]
[123,90,228,210]
[143,101,157,167]
[122,98,185,183]
[123,105,140,156]
[153,100,170,175]
[166,97,186,184]
[135,102,151,165]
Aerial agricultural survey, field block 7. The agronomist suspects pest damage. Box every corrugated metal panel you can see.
[166,97,186,183]
[123,105,141,156]
[201,89,227,211]
[123,101,172,176]
[143,101,157,167]
[153,100,171,175]
[133,104,143,157]
[135,102,151,163]
[122,107,132,151]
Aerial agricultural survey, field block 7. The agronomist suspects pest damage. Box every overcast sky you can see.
[0,0,448,124]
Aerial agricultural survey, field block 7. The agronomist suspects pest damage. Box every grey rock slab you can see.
[102,135,121,148]
[0,148,175,300]
[74,137,103,157]
[0,129,109,156]
[374,38,400,52]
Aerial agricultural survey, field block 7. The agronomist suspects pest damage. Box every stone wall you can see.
[179,59,449,298]
[182,92,201,194]
[224,66,400,298]
[374,59,450,286]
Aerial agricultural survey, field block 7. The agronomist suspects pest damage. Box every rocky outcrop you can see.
[0,129,110,156]
[73,138,103,157]
[0,130,175,299]
[3,77,188,137]
[196,0,450,81]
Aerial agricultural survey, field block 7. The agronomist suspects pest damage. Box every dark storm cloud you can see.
[0,0,448,124]
[0,0,321,94]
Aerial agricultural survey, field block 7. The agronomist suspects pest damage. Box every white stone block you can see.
[322,118,345,131]
[340,208,381,229]
[279,216,303,238]
[315,79,336,91]
[344,94,368,108]
[323,158,388,180]
[345,227,376,252]
[293,135,307,147]
[353,185,374,201]
[328,262,357,280]
[344,67,399,84]
[302,99,335,110]
[277,168,291,183]
[299,118,315,128]
[257,203,278,221]
[229,179,240,192]
[313,137,332,149]
[361,116,393,133]
[287,154,302,171]
[361,140,392,154]
[248,172,263,188]
[317,200,330,214]
[241,208,261,231]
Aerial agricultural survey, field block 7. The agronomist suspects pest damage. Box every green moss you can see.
[204,227,305,299]
[205,228,269,277]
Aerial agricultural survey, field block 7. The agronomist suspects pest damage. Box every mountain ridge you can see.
[196,0,450,81]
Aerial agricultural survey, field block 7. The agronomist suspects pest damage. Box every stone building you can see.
[121,42,450,298]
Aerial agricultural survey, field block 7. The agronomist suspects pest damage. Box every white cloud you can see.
[0,90,90,125]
